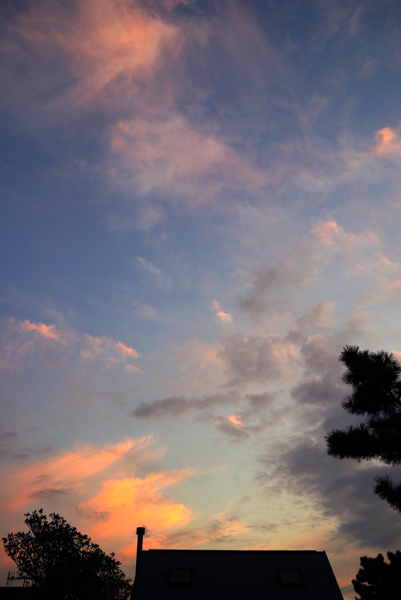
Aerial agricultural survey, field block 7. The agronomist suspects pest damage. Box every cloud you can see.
[146,0,189,11]
[130,392,238,419]
[220,333,299,386]
[161,338,226,395]
[0,432,18,442]
[134,304,160,320]
[200,391,276,442]
[210,414,250,442]
[211,301,233,324]
[0,317,139,372]
[270,441,401,549]
[311,220,379,249]
[82,469,192,559]
[131,390,276,443]
[238,260,315,318]
[5,438,142,512]
[296,301,335,330]
[109,116,268,205]
[291,372,344,407]
[241,392,274,418]
[373,127,401,157]
[5,0,183,108]
[1,437,194,567]
[136,257,171,287]
[154,513,249,548]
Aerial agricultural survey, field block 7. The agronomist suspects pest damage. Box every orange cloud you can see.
[227,414,244,427]
[84,470,193,558]
[6,438,141,512]
[373,127,401,157]
[14,0,182,105]
[0,318,139,371]
[211,301,233,324]
[109,116,268,203]
[19,320,65,340]
[1,437,193,569]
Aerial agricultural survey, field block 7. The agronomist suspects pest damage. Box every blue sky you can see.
[2,0,401,596]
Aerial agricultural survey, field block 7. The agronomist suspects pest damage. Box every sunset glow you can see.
[2,2,401,597]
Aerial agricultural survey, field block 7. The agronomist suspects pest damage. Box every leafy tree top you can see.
[352,551,401,600]
[2,509,132,600]
[326,346,401,511]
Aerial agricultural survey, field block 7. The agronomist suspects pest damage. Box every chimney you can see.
[136,527,145,570]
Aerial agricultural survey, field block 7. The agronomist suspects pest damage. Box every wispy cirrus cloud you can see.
[4,0,183,109]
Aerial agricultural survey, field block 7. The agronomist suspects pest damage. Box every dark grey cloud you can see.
[0,431,18,461]
[199,392,276,442]
[220,334,296,386]
[0,431,18,442]
[211,415,250,441]
[295,301,335,331]
[247,522,277,533]
[130,392,238,419]
[30,487,74,499]
[289,325,366,431]
[74,507,111,523]
[266,441,401,549]
[238,261,314,318]
[160,515,245,547]
[291,373,344,405]
[243,392,275,415]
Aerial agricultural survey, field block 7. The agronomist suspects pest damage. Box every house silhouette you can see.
[131,527,344,599]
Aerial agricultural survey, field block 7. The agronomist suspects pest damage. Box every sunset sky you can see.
[2,0,401,596]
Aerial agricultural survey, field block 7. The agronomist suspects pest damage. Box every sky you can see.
[1,0,401,596]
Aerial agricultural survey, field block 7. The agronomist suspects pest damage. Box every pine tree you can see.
[325,345,401,512]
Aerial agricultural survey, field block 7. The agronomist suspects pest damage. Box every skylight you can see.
[277,569,305,589]
[168,568,193,588]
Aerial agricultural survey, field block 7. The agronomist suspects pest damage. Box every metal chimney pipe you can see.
[136,527,145,570]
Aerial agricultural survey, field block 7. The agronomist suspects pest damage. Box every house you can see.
[0,590,43,599]
[131,527,344,599]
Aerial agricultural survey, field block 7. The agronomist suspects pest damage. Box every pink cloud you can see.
[311,220,379,249]
[0,318,139,371]
[80,335,139,363]
[109,116,269,204]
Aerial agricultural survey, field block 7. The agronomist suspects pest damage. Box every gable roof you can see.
[132,549,344,600]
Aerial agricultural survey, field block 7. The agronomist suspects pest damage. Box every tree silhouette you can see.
[325,345,401,512]
[2,509,132,600]
[352,551,401,599]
